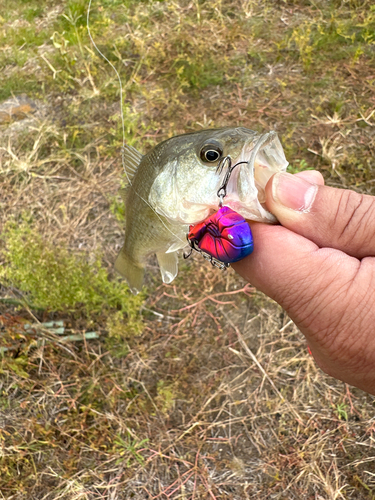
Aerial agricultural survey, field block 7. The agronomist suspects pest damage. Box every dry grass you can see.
[1,0,375,498]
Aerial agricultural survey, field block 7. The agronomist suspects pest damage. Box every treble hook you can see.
[183,235,229,270]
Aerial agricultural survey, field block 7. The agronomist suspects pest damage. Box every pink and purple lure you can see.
[188,206,253,264]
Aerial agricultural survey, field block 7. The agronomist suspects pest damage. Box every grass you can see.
[1,0,375,498]
[0,221,144,317]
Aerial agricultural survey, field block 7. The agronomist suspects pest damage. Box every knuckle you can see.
[310,263,375,372]
[283,252,357,344]
[332,190,375,249]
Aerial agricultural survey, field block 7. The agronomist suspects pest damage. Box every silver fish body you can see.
[115,127,288,293]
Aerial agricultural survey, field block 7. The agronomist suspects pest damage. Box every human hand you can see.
[232,170,375,395]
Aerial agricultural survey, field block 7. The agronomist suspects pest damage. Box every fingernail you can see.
[272,172,318,212]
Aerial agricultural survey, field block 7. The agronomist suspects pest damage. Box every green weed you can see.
[109,194,126,223]
[335,403,349,421]
[114,433,149,467]
[0,221,144,322]
[287,159,313,174]
[156,379,177,415]
[287,10,375,69]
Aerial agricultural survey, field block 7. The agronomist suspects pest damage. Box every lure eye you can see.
[200,144,223,163]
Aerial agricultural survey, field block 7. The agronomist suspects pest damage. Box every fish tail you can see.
[115,247,145,294]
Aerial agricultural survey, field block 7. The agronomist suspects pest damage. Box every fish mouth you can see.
[250,131,283,203]
[148,128,288,228]
[222,131,289,222]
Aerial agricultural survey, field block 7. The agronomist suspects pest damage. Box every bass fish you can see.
[115,127,288,293]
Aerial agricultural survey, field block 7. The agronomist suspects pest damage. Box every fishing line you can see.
[86,0,185,245]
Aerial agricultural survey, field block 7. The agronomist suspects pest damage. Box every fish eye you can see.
[200,143,223,163]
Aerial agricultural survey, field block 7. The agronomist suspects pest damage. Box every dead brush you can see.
[308,132,346,171]
[0,121,64,176]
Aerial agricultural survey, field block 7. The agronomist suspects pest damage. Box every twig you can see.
[169,284,254,313]
[223,311,303,422]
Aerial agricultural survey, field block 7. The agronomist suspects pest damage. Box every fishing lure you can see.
[185,156,254,269]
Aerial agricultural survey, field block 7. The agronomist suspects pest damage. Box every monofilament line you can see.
[86,0,126,153]
[86,0,185,244]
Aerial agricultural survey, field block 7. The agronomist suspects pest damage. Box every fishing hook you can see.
[215,131,276,205]
[216,157,249,207]
[183,235,229,270]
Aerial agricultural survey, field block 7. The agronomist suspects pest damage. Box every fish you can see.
[115,127,288,293]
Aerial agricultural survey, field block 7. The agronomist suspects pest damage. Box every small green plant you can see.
[335,403,348,421]
[114,433,149,467]
[156,380,177,415]
[106,311,134,357]
[0,221,144,325]
[171,53,224,90]
[287,159,312,174]
[288,22,316,69]
[109,194,126,223]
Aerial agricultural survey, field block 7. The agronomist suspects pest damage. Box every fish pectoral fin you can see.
[156,251,178,284]
[115,247,144,295]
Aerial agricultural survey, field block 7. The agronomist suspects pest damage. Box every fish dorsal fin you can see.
[123,145,143,182]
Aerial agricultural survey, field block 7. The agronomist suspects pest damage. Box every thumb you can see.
[266,172,375,259]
